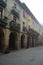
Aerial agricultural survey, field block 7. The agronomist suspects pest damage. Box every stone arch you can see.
[9,32,17,50]
[21,34,25,48]
[0,29,4,51]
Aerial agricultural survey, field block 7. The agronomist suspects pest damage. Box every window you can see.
[23,22,25,26]
[0,12,1,19]
[0,11,2,19]
[28,25,30,31]
[14,3,17,8]
[23,10,26,18]
[13,15,16,23]
[23,11,28,19]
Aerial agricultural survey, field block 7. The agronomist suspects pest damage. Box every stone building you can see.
[0,0,43,52]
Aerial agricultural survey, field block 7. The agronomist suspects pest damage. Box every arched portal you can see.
[9,32,17,50]
[21,34,25,48]
[0,30,4,51]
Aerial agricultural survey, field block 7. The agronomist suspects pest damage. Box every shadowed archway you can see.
[21,34,25,48]
[0,30,4,51]
[9,32,17,50]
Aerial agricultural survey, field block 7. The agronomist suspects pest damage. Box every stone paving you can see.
[0,46,43,65]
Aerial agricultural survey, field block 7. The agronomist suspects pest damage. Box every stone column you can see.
[4,29,10,51]
[15,33,21,50]
[24,35,27,48]
[35,36,38,46]
[32,36,36,47]
[34,38,36,47]
[29,36,32,47]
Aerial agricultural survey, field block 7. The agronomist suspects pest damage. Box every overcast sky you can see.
[20,0,43,25]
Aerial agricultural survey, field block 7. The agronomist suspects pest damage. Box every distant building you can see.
[0,0,43,52]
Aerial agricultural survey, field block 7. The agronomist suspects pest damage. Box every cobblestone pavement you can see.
[0,46,43,65]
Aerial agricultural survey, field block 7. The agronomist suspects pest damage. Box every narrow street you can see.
[0,46,43,65]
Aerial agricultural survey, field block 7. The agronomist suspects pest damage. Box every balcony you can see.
[27,28,39,36]
[10,21,20,31]
[11,7,19,19]
[23,26,27,32]
[0,18,7,27]
[0,0,6,10]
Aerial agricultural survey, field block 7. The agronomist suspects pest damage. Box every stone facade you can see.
[0,0,43,53]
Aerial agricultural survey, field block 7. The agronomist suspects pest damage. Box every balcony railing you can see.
[27,28,39,36]
[0,0,6,8]
[0,18,7,27]
[23,26,27,32]
[10,21,20,31]
[11,7,19,19]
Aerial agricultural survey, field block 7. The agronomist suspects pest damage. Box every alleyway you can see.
[0,46,43,65]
